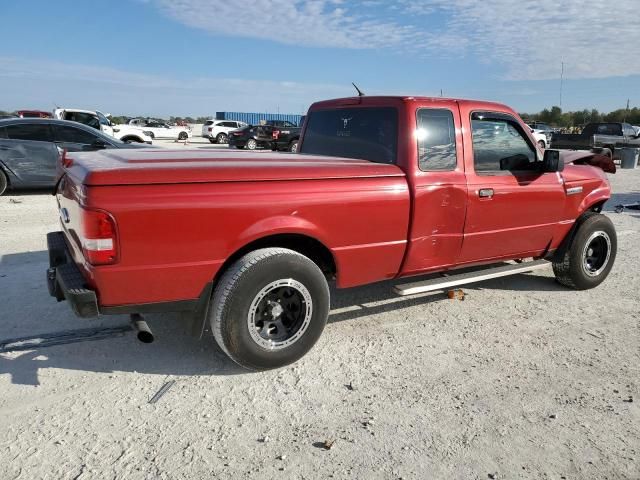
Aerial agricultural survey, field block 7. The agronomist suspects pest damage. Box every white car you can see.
[128,118,191,140]
[53,108,152,144]
[201,120,248,144]
[530,128,548,149]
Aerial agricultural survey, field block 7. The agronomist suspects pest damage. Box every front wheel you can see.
[178,132,188,140]
[246,138,257,150]
[553,213,617,290]
[210,248,330,370]
[216,133,228,144]
[289,140,299,153]
[538,140,546,149]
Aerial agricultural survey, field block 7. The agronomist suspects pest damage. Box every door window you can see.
[5,123,53,142]
[66,112,100,130]
[416,108,457,171]
[54,125,99,144]
[471,113,537,173]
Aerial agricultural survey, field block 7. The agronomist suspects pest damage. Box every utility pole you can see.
[440,89,443,97]
[559,62,564,108]
[624,98,629,122]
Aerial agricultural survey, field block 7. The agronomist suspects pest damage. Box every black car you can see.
[228,125,276,150]
[0,118,149,195]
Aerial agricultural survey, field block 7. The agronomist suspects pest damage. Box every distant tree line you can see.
[520,106,640,128]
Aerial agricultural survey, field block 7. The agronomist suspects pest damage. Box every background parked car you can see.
[127,118,191,140]
[16,110,52,119]
[53,108,152,143]
[527,121,554,146]
[268,117,304,153]
[201,120,247,144]
[530,128,548,149]
[228,125,275,150]
[0,118,149,195]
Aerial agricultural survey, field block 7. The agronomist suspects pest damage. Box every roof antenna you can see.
[352,82,365,97]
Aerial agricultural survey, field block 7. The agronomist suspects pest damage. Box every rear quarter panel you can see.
[82,176,410,307]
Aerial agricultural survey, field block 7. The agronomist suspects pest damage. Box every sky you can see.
[1,0,638,117]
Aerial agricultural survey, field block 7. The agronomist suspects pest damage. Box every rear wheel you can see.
[178,132,188,140]
[210,248,330,370]
[246,138,257,150]
[216,133,228,144]
[538,140,545,149]
[0,171,8,196]
[553,213,616,290]
[289,140,299,153]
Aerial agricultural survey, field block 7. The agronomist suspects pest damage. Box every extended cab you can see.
[551,122,640,157]
[47,96,617,370]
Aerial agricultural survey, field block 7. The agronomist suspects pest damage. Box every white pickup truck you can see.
[53,109,153,144]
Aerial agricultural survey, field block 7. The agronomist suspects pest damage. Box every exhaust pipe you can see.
[130,314,154,343]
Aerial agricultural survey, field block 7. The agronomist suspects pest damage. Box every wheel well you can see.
[589,200,605,213]
[121,136,142,143]
[215,234,336,284]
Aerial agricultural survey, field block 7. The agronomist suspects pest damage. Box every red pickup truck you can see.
[47,96,616,370]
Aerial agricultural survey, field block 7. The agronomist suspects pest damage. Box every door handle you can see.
[478,188,494,198]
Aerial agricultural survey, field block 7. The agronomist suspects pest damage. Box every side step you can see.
[393,260,551,296]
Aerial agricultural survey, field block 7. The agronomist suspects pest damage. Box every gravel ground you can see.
[0,166,638,480]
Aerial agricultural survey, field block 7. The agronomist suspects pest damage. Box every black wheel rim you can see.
[582,231,611,277]
[247,279,313,350]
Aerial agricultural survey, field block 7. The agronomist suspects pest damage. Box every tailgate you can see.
[55,174,94,287]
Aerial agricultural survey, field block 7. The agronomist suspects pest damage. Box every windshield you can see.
[300,107,398,164]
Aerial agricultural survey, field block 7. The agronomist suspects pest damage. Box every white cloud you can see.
[0,57,350,116]
[152,0,417,49]
[148,0,640,80]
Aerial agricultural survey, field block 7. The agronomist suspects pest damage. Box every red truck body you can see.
[47,95,614,368]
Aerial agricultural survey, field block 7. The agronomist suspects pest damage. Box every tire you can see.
[553,212,617,290]
[148,132,155,139]
[289,140,299,153]
[210,248,330,370]
[121,136,143,143]
[0,171,8,196]
[178,132,188,140]
[246,138,257,150]
[538,140,545,149]
[216,133,228,144]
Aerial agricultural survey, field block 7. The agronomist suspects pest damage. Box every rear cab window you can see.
[300,107,398,164]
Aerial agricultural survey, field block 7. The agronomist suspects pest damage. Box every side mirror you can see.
[542,149,563,172]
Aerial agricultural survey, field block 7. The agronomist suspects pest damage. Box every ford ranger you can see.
[47,96,617,370]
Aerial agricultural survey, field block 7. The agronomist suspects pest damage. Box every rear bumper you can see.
[46,231,99,318]
[46,231,214,334]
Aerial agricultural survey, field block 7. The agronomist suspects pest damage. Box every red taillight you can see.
[208,127,212,132]
[80,208,118,265]
[272,129,280,139]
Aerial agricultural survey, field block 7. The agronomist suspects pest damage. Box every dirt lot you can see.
[0,166,638,480]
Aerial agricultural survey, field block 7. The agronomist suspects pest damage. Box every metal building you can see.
[215,111,303,126]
